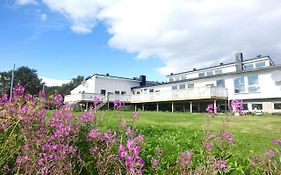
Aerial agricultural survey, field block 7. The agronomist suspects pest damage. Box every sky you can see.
[1,0,281,86]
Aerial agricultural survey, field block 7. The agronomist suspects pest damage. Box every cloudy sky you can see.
[1,0,281,86]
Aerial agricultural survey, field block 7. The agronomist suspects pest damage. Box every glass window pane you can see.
[175,77,180,81]
[172,85,177,90]
[216,79,225,87]
[244,64,254,70]
[274,103,281,109]
[252,104,263,110]
[169,78,174,82]
[179,84,186,89]
[199,72,205,77]
[248,75,259,85]
[187,84,194,88]
[234,76,245,93]
[206,71,213,76]
[255,62,265,68]
[181,76,186,80]
[243,104,248,110]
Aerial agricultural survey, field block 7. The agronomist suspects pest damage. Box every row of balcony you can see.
[64,87,228,104]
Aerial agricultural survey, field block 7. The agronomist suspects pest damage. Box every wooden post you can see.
[156,103,159,111]
[134,105,137,111]
[190,101,193,113]
[214,100,217,113]
[172,102,174,113]
[86,102,89,111]
[142,104,144,111]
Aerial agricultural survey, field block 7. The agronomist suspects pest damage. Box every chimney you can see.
[193,68,196,71]
[106,73,109,76]
[220,62,223,65]
[139,75,146,86]
[235,52,243,71]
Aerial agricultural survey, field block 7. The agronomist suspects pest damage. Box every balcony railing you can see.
[64,93,130,103]
[130,87,228,103]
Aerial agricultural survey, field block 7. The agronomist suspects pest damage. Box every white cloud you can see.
[40,76,70,87]
[25,0,281,75]
[16,0,37,5]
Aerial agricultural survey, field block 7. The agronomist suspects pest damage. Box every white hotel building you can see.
[64,53,281,113]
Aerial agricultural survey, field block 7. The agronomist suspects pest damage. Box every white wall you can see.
[94,76,140,95]
[70,77,96,94]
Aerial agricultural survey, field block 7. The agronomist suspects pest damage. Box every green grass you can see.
[91,111,281,158]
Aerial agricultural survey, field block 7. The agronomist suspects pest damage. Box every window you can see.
[243,103,248,110]
[175,77,180,81]
[136,91,140,94]
[247,75,259,93]
[115,91,120,94]
[187,84,194,88]
[172,85,178,90]
[179,84,186,89]
[215,69,222,74]
[206,71,213,76]
[155,90,160,93]
[199,72,205,77]
[206,83,214,87]
[121,91,126,95]
[169,78,174,82]
[252,104,263,110]
[216,79,225,87]
[143,89,147,94]
[244,64,254,70]
[274,103,281,110]
[234,76,245,93]
[149,89,154,93]
[101,89,106,95]
[255,62,265,68]
[181,75,186,80]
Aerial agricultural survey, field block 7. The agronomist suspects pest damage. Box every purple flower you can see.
[231,99,244,112]
[206,104,214,113]
[0,94,8,103]
[222,131,236,144]
[54,94,63,105]
[39,89,46,98]
[272,139,281,146]
[267,149,275,158]
[219,160,227,170]
[114,99,123,109]
[177,150,192,166]
[120,119,127,129]
[209,156,217,164]
[155,146,162,155]
[93,96,101,106]
[2,165,9,172]
[89,146,99,154]
[13,86,25,95]
[206,142,214,152]
[151,158,159,168]
[132,111,140,120]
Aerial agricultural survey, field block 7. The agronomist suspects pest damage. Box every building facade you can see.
[64,53,281,113]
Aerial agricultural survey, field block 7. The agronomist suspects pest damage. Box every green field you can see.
[91,111,281,158]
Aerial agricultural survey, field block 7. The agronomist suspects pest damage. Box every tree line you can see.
[0,66,84,97]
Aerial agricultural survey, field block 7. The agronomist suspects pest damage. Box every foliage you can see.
[0,91,280,174]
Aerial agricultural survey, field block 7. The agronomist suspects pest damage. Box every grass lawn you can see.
[89,111,281,158]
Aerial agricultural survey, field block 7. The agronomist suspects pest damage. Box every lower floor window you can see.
[252,104,263,110]
[243,104,248,110]
[274,103,281,110]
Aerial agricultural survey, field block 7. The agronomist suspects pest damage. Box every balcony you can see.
[64,93,130,103]
[130,87,228,103]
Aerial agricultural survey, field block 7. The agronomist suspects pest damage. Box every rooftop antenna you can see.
[9,64,15,102]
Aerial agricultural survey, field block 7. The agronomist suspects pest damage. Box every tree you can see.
[0,71,11,95]
[14,66,44,95]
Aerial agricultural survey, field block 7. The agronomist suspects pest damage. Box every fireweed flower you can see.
[54,94,63,105]
[231,99,244,112]
[209,156,217,164]
[206,104,215,113]
[79,112,94,123]
[93,96,101,106]
[89,146,99,154]
[13,86,25,95]
[221,131,236,144]
[2,165,9,172]
[0,94,8,103]
[39,89,46,98]
[219,160,227,170]
[272,139,281,146]
[132,111,140,120]
[119,119,127,129]
[155,146,162,155]
[206,142,214,152]
[114,100,123,109]
[177,150,192,166]
[151,158,159,168]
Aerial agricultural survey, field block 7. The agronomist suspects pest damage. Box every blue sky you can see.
[1,0,281,86]
[0,0,165,85]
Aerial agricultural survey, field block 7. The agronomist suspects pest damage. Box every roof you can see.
[166,56,272,77]
[86,73,142,82]
[132,64,281,90]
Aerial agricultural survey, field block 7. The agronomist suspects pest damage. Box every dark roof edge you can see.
[167,56,271,77]
[87,74,141,82]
